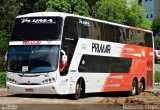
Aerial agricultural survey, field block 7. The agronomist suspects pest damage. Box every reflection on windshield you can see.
[7,45,59,73]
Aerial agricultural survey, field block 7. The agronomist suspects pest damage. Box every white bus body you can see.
[6,12,154,99]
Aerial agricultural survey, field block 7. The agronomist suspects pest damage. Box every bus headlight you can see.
[7,77,17,84]
[42,77,56,84]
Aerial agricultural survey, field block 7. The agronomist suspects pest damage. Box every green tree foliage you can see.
[17,0,47,14]
[0,30,9,53]
[151,18,160,36]
[0,0,21,70]
[151,17,160,50]
[155,71,160,84]
[154,38,160,50]
[126,0,151,30]
[95,0,127,24]
[0,72,6,86]
[46,0,90,16]
[0,0,47,71]
[0,0,21,31]
[46,0,71,13]
[0,30,9,71]
[85,0,99,17]
[94,0,151,30]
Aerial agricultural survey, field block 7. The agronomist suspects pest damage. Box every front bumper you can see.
[7,82,59,95]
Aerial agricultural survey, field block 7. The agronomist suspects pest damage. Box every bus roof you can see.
[17,12,152,33]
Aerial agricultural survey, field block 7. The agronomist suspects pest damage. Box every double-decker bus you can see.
[6,12,154,100]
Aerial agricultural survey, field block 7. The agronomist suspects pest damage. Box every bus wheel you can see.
[130,80,138,96]
[71,79,85,100]
[139,79,145,93]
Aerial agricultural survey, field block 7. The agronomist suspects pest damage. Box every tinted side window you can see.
[78,19,90,38]
[104,24,116,42]
[134,30,145,46]
[145,32,153,47]
[78,55,101,72]
[63,17,79,39]
[111,57,132,73]
[116,27,126,43]
[78,55,132,73]
[99,23,105,40]
[126,29,148,47]
[61,17,79,75]
[126,29,135,45]
[90,21,101,40]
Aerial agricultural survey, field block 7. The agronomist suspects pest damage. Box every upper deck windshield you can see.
[7,45,59,73]
[11,17,62,41]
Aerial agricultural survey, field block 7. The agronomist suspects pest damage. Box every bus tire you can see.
[130,79,138,96]
[139,79,145,94]
[71,78,85,100]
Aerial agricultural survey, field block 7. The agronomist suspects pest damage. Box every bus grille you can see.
[17,83,41,85]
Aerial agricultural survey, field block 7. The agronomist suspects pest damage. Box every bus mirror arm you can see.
[60,50,68,72]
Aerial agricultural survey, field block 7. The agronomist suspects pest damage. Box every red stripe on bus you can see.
[129,26,144,31]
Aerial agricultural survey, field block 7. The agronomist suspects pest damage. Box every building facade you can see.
[140,0,160,21]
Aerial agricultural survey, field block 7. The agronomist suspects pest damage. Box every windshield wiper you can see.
[8,70,28,76]
[8,70,22,73]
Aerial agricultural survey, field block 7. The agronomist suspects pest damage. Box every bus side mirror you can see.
[60,50,68,72]
[62,54,67,66]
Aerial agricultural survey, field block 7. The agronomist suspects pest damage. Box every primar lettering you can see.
[92,43,111,54]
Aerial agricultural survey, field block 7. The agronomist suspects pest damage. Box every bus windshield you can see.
[11,17,62,41]
[7,45,59,73]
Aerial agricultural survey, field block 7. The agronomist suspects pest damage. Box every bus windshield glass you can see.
[11,17,62,41]
[7,45,59,73]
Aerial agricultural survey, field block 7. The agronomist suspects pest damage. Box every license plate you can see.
[25,88,34,92]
